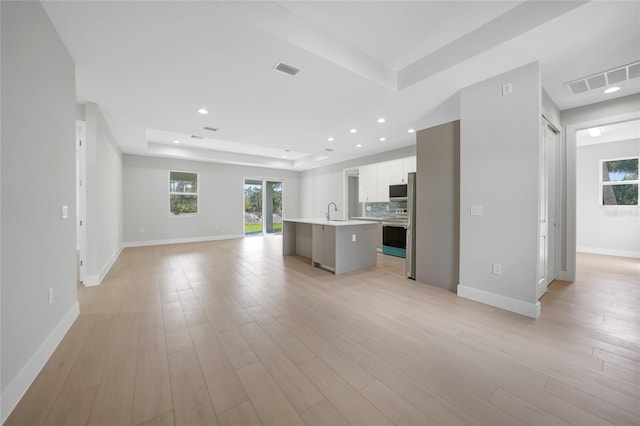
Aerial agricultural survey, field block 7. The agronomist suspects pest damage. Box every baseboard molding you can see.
[1,301,79,424]
[577,246,640,259]
[121,234,244,248]
[83,245,123,287]
[457,284,541,319]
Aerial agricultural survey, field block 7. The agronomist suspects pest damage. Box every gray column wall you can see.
[415,121,460,291]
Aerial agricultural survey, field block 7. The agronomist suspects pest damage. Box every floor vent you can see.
[566,61,640,95]
[274,61,300,76]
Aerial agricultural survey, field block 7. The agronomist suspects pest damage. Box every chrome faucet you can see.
[326,202,337,221]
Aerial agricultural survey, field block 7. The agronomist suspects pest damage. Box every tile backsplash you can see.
[364,201,407,218]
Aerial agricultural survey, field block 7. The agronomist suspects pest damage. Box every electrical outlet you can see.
[492,264,502,275]
[61,205,69,219]
[502,83,512,96]
[48,288,54,305]
[352,234,357,242]
[470,205,483,216]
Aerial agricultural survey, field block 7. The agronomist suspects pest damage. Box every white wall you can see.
[83,103,124,285]
[299,146,416,219]
[1,2,78,421]
[123,155,300,244]
[458,62,542,318]
[577,139,640,258]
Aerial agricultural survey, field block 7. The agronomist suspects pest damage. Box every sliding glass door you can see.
[244,179,282,235]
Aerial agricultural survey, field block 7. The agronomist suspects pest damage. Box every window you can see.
[600,157,638,206]
[170,171,198,215]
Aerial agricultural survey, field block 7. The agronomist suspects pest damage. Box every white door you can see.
[537,119,558,299]
[545,124,558,286]
[76,122,87,284]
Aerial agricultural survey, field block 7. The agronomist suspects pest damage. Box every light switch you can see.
[470,205,483,216]
[352,234,357,242]
[61,205,69,219]
[493,263,502,275]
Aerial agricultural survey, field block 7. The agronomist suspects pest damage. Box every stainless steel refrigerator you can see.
[406,172,417,279]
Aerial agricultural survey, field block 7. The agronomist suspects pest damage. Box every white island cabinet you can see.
[283,219,378,274]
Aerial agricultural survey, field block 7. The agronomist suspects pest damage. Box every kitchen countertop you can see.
[284,218,377,227]
[349,216,384,221]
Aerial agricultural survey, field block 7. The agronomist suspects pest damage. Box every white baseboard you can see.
[83,245,123,287]
[121,234,244,248]
[577,246,640,259]
[457,284,541,319]
[1,301,79,424]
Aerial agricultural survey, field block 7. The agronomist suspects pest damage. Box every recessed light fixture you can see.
[377,118,386,123]
[408,128,415,133]
[197,108,208,115]
[356,144,362,148]
[379,137,386,142]
[328,137,334,142]
[587,127,602,137]
[604,86,621,94]
[173,140,180,144]
[350,128,358,134]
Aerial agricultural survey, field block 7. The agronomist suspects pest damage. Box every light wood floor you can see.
[6,236,640,426]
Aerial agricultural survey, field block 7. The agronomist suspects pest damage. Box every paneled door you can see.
[537,119,559,299]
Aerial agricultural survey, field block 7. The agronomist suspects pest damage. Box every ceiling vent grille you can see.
[190,135,204,139]
[566,61,640,95]
[203,126,218,132]
[274,62,300,76]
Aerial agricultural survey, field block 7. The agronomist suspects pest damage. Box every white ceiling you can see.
[576,119,640,147]
[41,1,640,171]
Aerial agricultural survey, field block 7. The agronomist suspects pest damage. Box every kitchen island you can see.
[282,218,378,274]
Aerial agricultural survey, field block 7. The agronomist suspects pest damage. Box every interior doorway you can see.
[244,179,283,235]
[344,168,361,219]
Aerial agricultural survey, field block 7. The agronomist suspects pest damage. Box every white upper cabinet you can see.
[359,156,415,202]
[389,156,416,184]
[375,161,390,202]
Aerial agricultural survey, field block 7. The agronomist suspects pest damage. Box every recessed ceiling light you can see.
[587,127,602,137]
[197,108,208,115]
[356,144,362,148]
[350,128,358,134]
[328,137,334,142]
[379,137,386,142]
[604,86,620,94]
[173,140,180,144]
[377,118,386,123]
[408,128,415,133]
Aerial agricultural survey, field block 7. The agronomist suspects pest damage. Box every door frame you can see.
[562,110,640,282]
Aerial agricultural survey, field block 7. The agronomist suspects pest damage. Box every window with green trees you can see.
[601,157,638,206]
[170,171,198,215]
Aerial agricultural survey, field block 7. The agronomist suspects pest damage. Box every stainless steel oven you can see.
[382,221,407,258]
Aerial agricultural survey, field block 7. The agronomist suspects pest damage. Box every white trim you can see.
[577,247,640,259]
[122,234,243,248]
[83,245,123,287]
[1,301,79,424]
[457,284,541,319]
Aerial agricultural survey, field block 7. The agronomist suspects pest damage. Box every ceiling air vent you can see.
[190,135,204,139]
[274,61,300,76]
[566,61,640,95]
[203,126,218,132]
